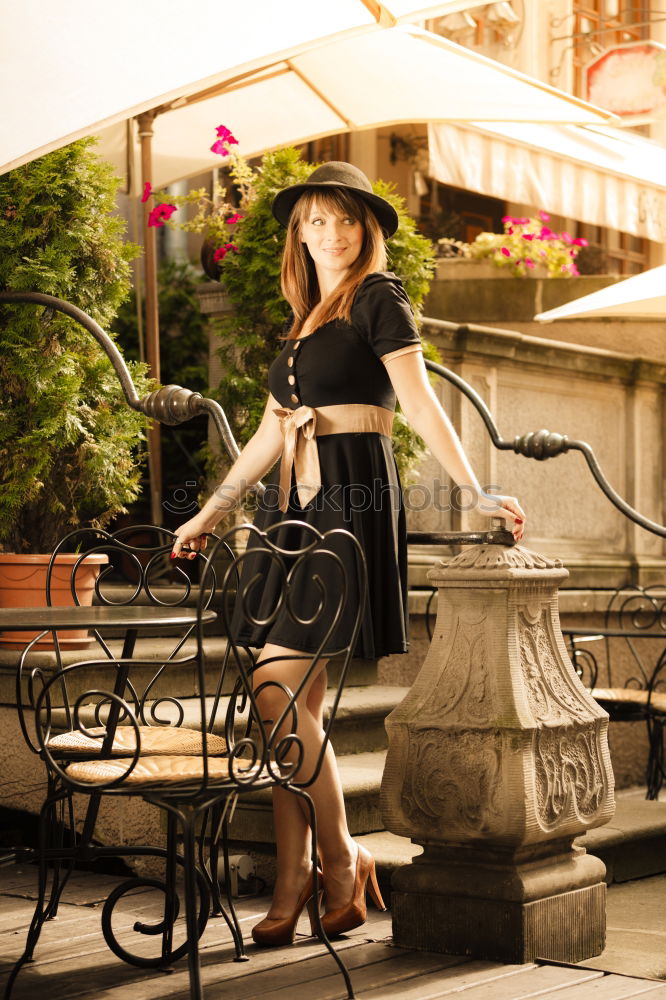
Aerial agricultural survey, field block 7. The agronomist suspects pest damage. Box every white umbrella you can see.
[534,266,666,321]
[97,24,615,191]
[0,0,491,176]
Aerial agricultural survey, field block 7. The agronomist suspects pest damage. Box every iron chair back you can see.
[563,585,666,799]
[7,520,367,1000]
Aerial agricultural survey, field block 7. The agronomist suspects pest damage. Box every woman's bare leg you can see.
[254,645,356,917]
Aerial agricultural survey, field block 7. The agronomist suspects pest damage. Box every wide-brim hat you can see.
[272,161,399,238]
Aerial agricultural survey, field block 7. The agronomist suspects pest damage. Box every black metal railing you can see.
[2,290,664,541]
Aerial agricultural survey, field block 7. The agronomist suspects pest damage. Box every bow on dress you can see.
[273,405,322,512]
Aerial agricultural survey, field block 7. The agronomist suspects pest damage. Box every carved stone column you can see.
[381,544,615,964]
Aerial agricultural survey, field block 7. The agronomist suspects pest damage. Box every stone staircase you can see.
[2,583,666,898]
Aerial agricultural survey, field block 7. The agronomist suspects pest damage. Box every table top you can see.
[0,605,216,630]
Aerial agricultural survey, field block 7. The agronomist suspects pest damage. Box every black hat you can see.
[272,161,399,237]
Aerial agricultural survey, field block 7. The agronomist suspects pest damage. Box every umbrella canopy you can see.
[534,266,666,321]
[96,24,615,191]
[0,0,492,176]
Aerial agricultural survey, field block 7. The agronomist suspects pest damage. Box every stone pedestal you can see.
[380,544,615,964]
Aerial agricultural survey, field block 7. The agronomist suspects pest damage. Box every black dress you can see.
[230,271,422,660]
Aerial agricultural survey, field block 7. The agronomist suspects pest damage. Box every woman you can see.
[172,161,525,945]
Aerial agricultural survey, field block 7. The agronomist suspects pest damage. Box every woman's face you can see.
[300,199,365,287]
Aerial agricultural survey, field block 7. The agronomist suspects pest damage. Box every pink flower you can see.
[501,247,511,257]
[506,226,514,235]
[215,125,238,144]
[502,215,516,225]
[525,258,535,268]
[569,249,576,256]
[147,203,177,227]
[211,140,231,156]
[539,226,554,239]
[572,237,588,247]
[539,210,550,222]
[561,232,573,244]
[521,233,535,241]
[141,182,152,204]
[570,263,580,276]
[225,212,243,225]
[213,243,239,262]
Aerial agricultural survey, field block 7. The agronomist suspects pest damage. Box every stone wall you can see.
[411,277,666,591]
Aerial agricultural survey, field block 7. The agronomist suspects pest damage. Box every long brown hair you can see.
[280,188,387,339]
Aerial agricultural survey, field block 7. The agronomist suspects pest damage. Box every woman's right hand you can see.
[171,513,215,560]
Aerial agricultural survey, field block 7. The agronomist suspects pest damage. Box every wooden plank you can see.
[415,964,602,999]
[87,942,465,1000]
[0,868,143,906]
[534,975,666,1000]
[356,961,545,999]
[4,913,366,1000]
[256,958,534,1000]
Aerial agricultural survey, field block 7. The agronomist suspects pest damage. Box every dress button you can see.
[287,356,294,368]
[288,375,295,385]
[290,393,299,405]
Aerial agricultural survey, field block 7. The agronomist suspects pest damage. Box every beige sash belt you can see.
[273,403,394,512]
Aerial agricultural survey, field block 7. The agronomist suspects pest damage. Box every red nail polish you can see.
[170,553,176,559]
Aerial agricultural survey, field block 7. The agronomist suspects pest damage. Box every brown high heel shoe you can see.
[320,843,386,938]
[251,868,323,947]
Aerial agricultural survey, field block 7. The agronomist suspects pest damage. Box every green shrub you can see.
[0,138,151,552]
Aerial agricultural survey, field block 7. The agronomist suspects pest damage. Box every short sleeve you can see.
[352,273,422,364]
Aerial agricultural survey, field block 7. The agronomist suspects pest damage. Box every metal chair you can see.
[5,523,227,998]
[564,585,666,800]
[6,520,367,1000]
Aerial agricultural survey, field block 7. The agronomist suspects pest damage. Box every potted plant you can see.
[437,212,588,279]
[0,138,152,646]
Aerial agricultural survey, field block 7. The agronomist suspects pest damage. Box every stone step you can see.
[355,794,666,898]
[230,771,666,898]
[0,636,381,707]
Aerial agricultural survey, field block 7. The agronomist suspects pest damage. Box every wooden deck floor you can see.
[1,864,665,1000]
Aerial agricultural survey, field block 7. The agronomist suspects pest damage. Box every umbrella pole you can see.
[137,112,163,526]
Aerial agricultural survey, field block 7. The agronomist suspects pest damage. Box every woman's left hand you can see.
[476,493,525,542]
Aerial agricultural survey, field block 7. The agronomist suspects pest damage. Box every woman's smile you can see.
[301,204,364,289]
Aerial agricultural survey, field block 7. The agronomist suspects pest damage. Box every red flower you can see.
[213,243,239,262]
[215,125,238,144]
[225,212,243,225]
[521,233,535,241]
[141,182,152,204]
[148,203,177,227]
[211,140,231,156]
[572,237,588,247]
[501,247,511,257]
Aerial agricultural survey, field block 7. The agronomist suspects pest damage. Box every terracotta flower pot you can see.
[0,553,109,650]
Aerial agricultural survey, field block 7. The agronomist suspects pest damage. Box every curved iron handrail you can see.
[0,290,240,465]
[2,289,663,539]
[422,350,666,540]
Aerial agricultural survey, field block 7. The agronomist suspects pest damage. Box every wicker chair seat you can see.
[592,687,666,713]
[65,753,262,786]
[48,726,227,757]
